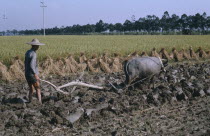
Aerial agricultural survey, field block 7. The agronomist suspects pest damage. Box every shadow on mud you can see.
[2,97,28,104]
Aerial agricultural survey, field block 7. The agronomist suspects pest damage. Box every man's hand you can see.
[34,74,40,81]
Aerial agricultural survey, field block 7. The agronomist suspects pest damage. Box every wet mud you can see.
[0,61,210,135]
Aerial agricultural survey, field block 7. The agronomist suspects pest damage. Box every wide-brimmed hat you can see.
[26,38,45,46]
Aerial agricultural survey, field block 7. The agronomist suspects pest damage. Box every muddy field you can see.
[0,61,210,136]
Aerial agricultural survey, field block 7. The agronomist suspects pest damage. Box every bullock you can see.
[124,57,168,85]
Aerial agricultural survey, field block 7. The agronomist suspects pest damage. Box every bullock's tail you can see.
[123,60,130,84]
[123,60,128,75]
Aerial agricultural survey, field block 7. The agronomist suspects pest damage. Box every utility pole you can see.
[3,11,7,20]
[40,1,47,36]
[2,10,8,36]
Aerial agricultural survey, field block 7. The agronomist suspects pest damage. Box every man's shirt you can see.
[25,49,39,76]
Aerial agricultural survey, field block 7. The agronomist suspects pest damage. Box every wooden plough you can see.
[40,73,104,95]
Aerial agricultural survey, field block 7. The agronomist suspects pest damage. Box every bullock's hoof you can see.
[128,86,135,90]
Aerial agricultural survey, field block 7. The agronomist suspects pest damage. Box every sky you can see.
[0,0,210,31]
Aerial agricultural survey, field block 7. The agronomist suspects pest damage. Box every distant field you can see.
[0,35,210,64]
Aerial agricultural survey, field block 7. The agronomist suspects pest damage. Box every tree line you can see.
[1,11,210,35]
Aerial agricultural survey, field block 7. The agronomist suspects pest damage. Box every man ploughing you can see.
[25,38,45,104]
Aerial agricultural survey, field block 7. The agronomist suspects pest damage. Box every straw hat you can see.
[26,38,45,46]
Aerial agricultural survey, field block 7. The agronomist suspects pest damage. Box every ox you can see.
[124,57,168,85]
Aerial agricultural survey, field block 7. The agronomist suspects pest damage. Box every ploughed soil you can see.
[0,61,210,136]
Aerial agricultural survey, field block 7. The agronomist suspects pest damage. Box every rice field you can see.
[0,35,210,64]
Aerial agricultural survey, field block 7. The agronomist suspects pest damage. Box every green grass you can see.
[0,35,210,64]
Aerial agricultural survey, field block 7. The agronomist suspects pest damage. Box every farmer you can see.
[25,38,45,104]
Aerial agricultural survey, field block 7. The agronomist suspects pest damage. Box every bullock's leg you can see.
[125,73,132,85]
[149,75,156,89]
[125,75,135,90]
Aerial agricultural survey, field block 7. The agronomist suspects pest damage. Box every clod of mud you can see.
[66,108,84,124]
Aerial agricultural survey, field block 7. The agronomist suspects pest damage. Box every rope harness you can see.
[123,74,155,90]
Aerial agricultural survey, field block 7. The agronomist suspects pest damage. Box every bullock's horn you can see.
[158,57,166,72]
[158,57,164,67]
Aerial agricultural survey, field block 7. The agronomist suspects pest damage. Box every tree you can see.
[123,20,133,32]
[82,24,95,33]
[180,14,190,34]
[131,15,136,23]
[188,15,194,31]
[201,12,207,32]
[114,23,123,32]
[135,17,146,32]
[170,14,181,32]
[206,16,210,30]
[108,23,115,32]
[143,15,160,33]
[95,20,106,32]
[151,15,160,32]
[161,11,171,32]
[12,29,18,35]
[191,13,207,33]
